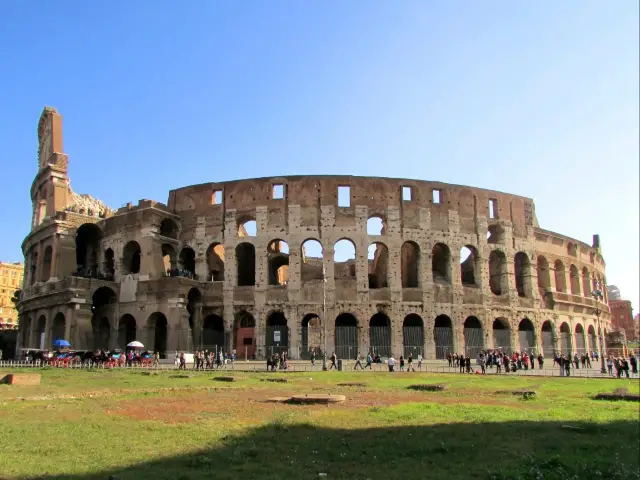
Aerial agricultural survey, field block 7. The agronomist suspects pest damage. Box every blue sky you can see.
[0,2,638,311]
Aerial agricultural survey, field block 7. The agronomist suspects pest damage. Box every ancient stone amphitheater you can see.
[17,107,612,360]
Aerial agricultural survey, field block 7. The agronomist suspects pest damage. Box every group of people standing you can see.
[174,350,233,370]
[605,354,638,378]
[447,350,545,374]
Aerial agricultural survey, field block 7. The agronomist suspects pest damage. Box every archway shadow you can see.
[36,420,639,479]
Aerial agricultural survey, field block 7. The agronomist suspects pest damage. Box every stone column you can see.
[424,320,436,359]
[287,307,299,359]
[43,311,53,348]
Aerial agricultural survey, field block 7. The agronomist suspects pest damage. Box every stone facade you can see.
[0,261,23,328]
[609,300,635,341]
[16,107,613,359]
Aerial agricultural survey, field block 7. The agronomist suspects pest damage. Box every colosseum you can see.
[16,107,612,360]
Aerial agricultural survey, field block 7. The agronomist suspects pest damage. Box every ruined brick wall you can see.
[16,106,613,359]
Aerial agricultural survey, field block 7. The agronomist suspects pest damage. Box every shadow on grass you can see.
[36,420,639,480]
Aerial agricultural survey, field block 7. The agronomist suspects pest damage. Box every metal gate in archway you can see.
[589,333,598,354]
[493,329,512,355]
[541,331,554,358]
[335,326,358,360]
[403,326,424,358]
[559,332,572,355]
[265,325,289,356]
[518,330,535,353]
[369,327,391,358]
[574,332,586,355]
[434,327,454,359]
[463,328,483,358]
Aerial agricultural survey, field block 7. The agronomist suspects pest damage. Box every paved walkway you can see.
[2,359,632,379]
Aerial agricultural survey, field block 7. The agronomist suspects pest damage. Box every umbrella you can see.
[52,339,71,348]
[127,341,144,348]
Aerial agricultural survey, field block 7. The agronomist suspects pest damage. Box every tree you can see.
[11,290,21,306]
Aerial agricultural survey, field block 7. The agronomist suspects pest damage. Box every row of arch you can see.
[73,233,601,300]
[537,256,607,301]
[21,302,603,361]
[26,216,605,302]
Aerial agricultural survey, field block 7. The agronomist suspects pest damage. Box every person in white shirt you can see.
[387,356,396,372]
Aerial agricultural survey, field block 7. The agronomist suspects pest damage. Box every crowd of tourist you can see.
[176,349,234,370]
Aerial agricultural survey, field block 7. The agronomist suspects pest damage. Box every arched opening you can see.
[301,239,324,282]
[92,317,110,350]
[554,260,567,293]
[569,265,580,295]
[36,315,46,349]
[75,223,102,275]
[334,239,356,279]
[403,314,423,358]
[492,318,511,354]
[117,314,137,349]
[368,242,388,289]
[367,216,385,235]
[148,312,168,357]
[463,316,483,358]
[537,256,550,290]
[206,243,225,281]
[186,288,202,350]
[236,243,256,286]
[559,322,572,354]
[238,218,257,237]
[460,246,480,287]
[103,248,115,279]
[159,218,179,239]
[162,244,176,274]
[267,240,290,286]
[401,241,420,288]
[301,313,322,359]
[51,313,66,346]
[514,252,531,297]
[265,311,288,356]
[233,310,255,359]
[582,268,590,297]
[541,321,555,358]
[21,317,31,348]
[433,315,453,359]
[92,286,116,309]
[487,224,504,244]
[202,314,225,351]
[122,241,141,275]
[41,246,53,282]
[432,243,451,284]
[91,287,116,350]
[574,323,586,354]
[369,312,391,357]
[178,247,196,278]
[335,313,358,360]
[489,250,507,295]
[29,250,38,286]
[518,318,535,353]
[587,325,597,353]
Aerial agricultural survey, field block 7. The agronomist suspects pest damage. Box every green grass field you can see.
[0,368,638,480]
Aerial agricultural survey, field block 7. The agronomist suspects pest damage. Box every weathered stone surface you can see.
[16,107,614,363]
[1,373,41,386]
[290,394,346,404]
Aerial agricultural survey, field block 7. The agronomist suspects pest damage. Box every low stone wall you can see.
[1,373,41,386]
